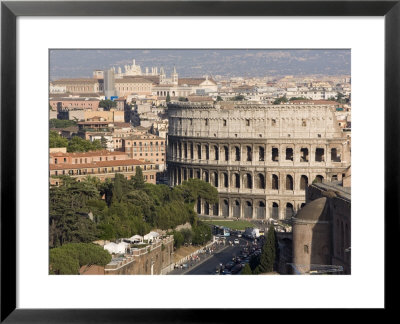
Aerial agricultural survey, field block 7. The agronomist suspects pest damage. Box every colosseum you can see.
[167,101,350,220]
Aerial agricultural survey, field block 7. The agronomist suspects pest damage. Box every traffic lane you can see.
[185,239,247,275]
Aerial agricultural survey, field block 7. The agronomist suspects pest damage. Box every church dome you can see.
[295,197,328,222]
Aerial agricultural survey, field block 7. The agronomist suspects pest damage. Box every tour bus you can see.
[213,225,230,237]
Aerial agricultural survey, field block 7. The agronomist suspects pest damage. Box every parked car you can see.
[221,269,232,275]
[234,239,240,244]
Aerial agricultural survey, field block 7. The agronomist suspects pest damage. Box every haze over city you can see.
[50,49,350,80]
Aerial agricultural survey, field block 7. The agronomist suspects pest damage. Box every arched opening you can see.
[214,145,219,160]
[244,173,252,189]
[259,146,265,161]
[190,143,194,159]
[197,198,201,214]
[222,173,228,188]
[234,173,240,188]
[233,200,240,218]
[272,174,279,190]
[222,200,229,217]
[315,175,324,183]
[213,172,218,187]
[244,201,253,219]
[203,171,209,183]
[213,203,219,216]
[224,146,229,161]
[183,169,187,181]
[234,146,240,161]
[197,144,201,159]
[256,173,265,189]
[300,175,308,190]
[300,148,309,162]
[204,202,210,215]
[257,201,266,219]
[271,202,279,220]
[178,143,182,158]
[205,145,209,160]
[246,146,252,161]
[285,203,294,219]
[184,143,187,158]
[286,175,293,190]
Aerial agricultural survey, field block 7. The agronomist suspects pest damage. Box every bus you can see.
[213,225,230,237]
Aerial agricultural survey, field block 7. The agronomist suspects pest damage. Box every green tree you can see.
[166,93,171,102]
[192,222,212,245]
[273,95,288,105]
[241,264,252,275]
[216,96,223,102]
[173,230,184,249]
[289,96,307,101]
[178,96,188,102]
[232,95,245,101]
[132,166,145,190]
[49,119,77,129]
[67,136,102,153]
[256,225,277,273]
[335,92,345,103]
[99,99,117,111]
[100,136,108,149]
[49,130,68,148]
[49,243,112,274]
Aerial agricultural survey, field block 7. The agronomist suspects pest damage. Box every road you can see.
[185,238,248,275]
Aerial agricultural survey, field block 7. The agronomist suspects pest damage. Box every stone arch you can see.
[258,146,265,161]
[285,203,294,218]
[286,175,293,190]
[221,172,228,188]
[271,202,279,220]
[272,174,279,190]
[244,201,253,219]
[212,171,218,187]
[300,175,308,190]
[244,173,252,189]
[256,173,265,189]
[204,202,210,215]
[213,145,219,160]
[232,173,240,188]
[234,146,240,161]
[233,200,240,218]
[246,146,252,161]
[315,175,324,183]
[197,144,201,159]
[224,146,229,161]
[222,199,229,217]
[257,201,266,219]
[202,170,209,182]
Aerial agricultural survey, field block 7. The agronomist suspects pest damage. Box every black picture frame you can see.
[1,0,398,322]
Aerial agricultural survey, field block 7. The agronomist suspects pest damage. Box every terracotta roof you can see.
[113,122,132,128]
[50,150,126,157]
[51,78,103,84]
[50,158,153,170]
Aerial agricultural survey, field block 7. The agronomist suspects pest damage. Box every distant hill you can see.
[50,49,350,80]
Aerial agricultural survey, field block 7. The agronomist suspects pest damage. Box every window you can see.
[304,245,309,254]
[300,175,308,190]
[272,147,279,161]
[272,119,276,126]
[223,119,227,126]
[285,148,293,161]
[331,148,341,162]
[315,148,325,162]
[302,119,307,127]
[246,119,250,126]
[205,119,208,126]
[259,147,265,161]
[300,148,309,162]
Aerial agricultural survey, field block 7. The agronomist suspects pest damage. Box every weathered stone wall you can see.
[105,237,174,275]
[167,102,350,220]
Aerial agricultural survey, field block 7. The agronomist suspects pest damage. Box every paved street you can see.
[169,238,251,275]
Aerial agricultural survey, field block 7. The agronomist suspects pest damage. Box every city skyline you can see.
[50,49,350,80]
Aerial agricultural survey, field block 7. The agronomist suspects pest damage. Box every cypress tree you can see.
[257,224,276,273]
[241,264,252,275]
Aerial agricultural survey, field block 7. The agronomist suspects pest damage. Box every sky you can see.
[50,49,350,80]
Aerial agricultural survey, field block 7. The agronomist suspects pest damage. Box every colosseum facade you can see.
[167,101,350,220]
